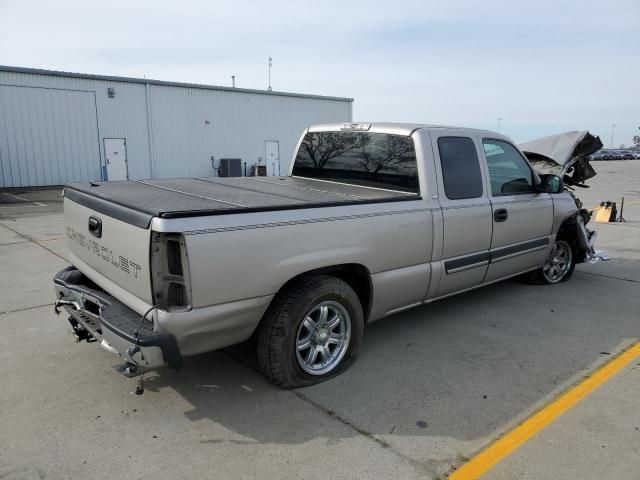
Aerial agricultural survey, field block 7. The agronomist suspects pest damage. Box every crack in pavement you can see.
[0,240,30,246]
[291,390,437,478]
[1,303,53,316]
[32,240,68,263]
[575,270,640,284]
[222,348,443,478]
[0,222,68,263]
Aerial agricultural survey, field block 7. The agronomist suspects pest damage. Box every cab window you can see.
[437,137,483,199]
[292,131,419,193]
[483,139,534,196]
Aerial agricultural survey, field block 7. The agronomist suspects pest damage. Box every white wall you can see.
[0,68,352,187]
[0,85,100,186]
[147,83,352,179]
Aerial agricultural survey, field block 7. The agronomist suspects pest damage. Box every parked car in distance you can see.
[54,123,606,388]
[594,151,634,161]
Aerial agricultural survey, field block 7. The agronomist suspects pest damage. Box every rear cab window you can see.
[437,137,483,199]
[482,139,535,196]
[292,131,420,193]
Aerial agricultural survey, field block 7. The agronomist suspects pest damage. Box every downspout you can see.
[145,82,155,179]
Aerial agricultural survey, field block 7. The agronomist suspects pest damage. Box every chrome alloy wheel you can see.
[295,301,351,375]
[542,240,572,283]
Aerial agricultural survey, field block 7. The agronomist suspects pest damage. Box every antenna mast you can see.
[268,55,273,91]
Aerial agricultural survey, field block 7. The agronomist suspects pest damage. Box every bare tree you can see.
[298,132,415,174]
[300,133,368,169]
[356,137,376,172]
[367,135,415,173]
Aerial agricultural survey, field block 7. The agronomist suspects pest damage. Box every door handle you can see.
[494,208,508,222]
[88,216,102,237]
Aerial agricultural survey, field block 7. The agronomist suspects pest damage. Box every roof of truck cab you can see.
[308,122,499,136]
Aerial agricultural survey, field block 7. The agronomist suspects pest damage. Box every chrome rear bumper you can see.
[53,266,182,370]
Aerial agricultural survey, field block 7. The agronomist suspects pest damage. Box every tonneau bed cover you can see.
[65,177,418,228]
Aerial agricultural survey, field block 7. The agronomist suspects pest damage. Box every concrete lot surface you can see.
[1,162,639,480]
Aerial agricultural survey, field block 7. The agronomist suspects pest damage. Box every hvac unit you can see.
[219,158,242,177]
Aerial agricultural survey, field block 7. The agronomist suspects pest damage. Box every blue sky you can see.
[0,0,638,145]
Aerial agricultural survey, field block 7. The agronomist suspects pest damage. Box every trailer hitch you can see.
[54,298,82,315]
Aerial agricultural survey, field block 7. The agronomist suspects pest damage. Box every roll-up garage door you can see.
[0,85,101,187]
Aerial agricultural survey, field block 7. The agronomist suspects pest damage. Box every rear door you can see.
[430,131,492,297]
[480,138,553,282]
[104,138,128,181]
[265,141,280,176]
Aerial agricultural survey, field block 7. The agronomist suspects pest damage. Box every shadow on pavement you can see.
[140,260,639,447]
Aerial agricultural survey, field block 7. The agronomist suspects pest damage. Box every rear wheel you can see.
[530,239,575,284]
[256,275,364,388]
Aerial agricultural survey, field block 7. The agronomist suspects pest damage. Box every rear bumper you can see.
[53,266,182,370]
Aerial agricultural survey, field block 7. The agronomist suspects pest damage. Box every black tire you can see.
[529,239,576,285]
[256,275,364,388]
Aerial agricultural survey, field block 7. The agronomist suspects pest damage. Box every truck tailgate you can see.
[64,197,152,303]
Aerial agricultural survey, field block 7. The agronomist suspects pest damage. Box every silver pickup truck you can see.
[53,123,605,388]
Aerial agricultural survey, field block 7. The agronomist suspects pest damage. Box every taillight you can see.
[151,232,191,310]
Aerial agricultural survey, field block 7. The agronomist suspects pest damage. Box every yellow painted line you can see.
[450,342,640,480]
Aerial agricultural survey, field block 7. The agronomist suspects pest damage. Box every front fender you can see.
[552,193,579,234]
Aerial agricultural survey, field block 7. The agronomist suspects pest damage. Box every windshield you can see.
[292,131,419,193]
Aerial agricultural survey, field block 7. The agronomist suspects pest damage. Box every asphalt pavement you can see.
[1,161,638,480]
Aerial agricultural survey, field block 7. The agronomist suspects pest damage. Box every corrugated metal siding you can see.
[0,68,351,187]
[0,85,101,187]
[148,84,352,178]
[0,70,153,186]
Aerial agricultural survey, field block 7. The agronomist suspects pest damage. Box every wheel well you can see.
[557,217,577,242]
[276,264,373,321]
[557,214,586,263]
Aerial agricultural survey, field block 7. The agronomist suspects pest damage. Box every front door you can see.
[430,131,493,297]
[104,138,128,181]
[481,138,554,282]
[265,141,280,176]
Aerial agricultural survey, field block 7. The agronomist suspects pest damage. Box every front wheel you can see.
[530,239,575,284]
[256,275,364,388]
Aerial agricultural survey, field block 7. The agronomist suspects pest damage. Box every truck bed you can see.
[65,176,418,228]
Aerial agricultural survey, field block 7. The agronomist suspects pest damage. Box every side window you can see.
[437,137,483,199]
[483,139,534,196]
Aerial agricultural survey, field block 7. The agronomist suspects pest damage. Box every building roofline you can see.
[0,65,354,103]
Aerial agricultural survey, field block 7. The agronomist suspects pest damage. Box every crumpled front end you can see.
[520,130,602,187]
[520,130,609,264]
[567,194,610,265]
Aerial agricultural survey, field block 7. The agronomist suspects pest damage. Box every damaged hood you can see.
[519,131,602,185]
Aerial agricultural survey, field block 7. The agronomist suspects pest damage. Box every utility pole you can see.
[610,123,616,148]
[268,56,273,91]
[497,117,503,133]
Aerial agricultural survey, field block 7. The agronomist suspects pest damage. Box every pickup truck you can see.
[53,123,605,388]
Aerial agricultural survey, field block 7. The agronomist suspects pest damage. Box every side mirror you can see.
[536,174,564,194]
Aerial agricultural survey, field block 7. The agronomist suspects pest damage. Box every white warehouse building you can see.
[0,66,353,188]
